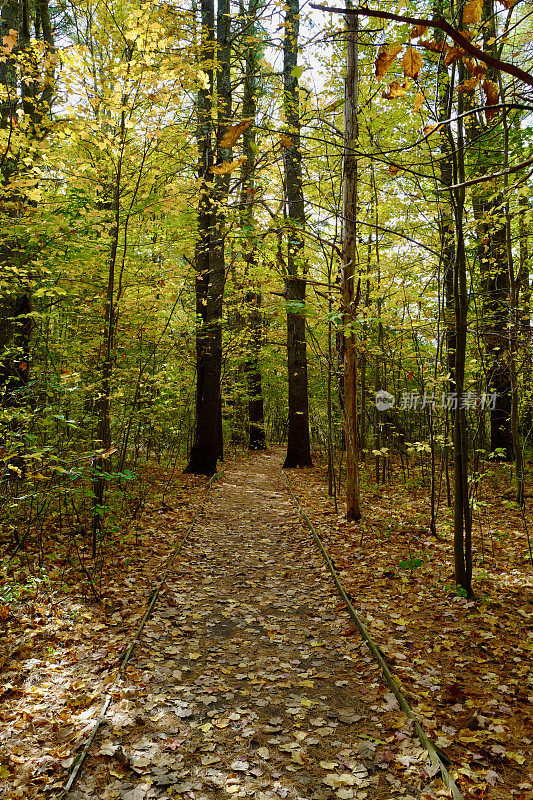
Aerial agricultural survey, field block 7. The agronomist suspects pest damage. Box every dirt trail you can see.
[70,452,409,800]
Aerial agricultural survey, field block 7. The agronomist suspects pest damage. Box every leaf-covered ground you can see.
[0,450,532,800]
[285,454,533,799]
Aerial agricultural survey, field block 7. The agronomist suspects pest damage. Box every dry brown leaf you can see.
[2,28,17,53]
[374,44,402,80]
[457,76,481,93]
[402,48,423,79]
[382,81,409,99]
[210,156,247,175]
[465,59,488,78]
[463,0,483,25]
[419,39,447,54]
[444,46,464,66]
[219,118,253,148]
[413,91,425,112]
[483,79,499,120]
[498,0,515,7]
[280,134,293,148]
[389,164,400,176]
[410,24,427,38]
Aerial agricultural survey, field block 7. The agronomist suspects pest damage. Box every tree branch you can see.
[442,154,533,190]
[310,4,533,89]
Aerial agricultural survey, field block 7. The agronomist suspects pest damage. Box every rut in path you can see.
[73,452,409,800]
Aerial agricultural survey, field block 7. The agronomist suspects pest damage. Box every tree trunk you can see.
[185,0,230,475]
[282,0,312,469]
[341,4,360,520]
[240,0,266,451]
[452,68,473,597]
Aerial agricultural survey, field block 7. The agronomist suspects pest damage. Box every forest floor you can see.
[0,449,532,800]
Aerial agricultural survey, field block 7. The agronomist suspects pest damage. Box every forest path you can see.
[73,451,400,800]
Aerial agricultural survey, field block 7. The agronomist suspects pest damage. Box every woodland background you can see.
[1,0,533,599]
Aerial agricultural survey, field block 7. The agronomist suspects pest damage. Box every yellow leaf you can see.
[413,91,424,112]
[374,44,402,80]
[506,751,525,765]
[189,652,202,659]
[219,118,253,148]
[423,123,444,136]
[463,0,483,25]
[382,81,408,99]
[210,156,247,175]
[402,48,423,79]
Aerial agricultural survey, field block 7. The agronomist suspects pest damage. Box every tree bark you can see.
[185,0,230,475]
[341,3,361,520]
[282,0,312,469]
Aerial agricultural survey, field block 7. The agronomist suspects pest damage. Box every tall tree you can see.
[1,0,55,407]
[282,0,312,468]
[340,3,361,520]
[240,0,266,451]
[185,0,231,475]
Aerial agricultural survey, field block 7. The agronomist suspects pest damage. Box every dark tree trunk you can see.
[468,0,512,460]
[185,0,230,476]
[282,0,312,469]
[240,0,266,452]
[247,291,266,450]
[284,276,312,466]
[452,62,473,598]
[0,0,54,406]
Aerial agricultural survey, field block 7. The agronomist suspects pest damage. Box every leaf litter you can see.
[0,450,531,800]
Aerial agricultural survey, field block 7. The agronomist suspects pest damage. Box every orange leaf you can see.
[457,76,481,93]
[463,0,483,25]
[374,44,402,80]
[2,28,17,53]
[498,0,515,7]
[402,48,422,79]
[382,81,408,99]
[219,118,253,148]
[389,164,400,176]
[424,123,444,136]
[280,134,293,148]
[413,91,425,112]
[444,46,464,66]
[483,79,499,120]
[210,156,247,174]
